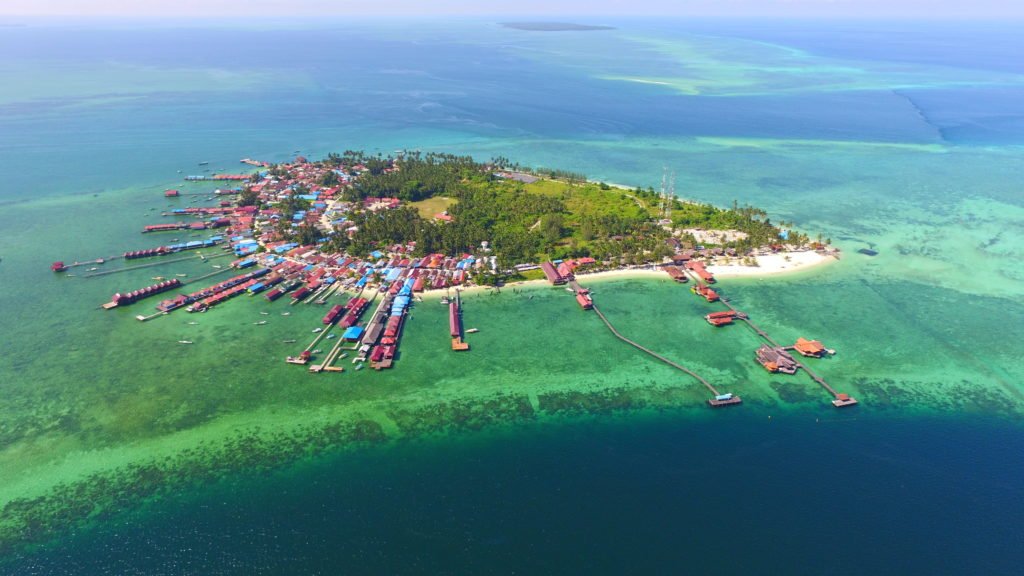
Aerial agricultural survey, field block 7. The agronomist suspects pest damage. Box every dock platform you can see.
[682,267,856,409]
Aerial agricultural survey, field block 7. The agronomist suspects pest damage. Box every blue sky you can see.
[3,0,1022,19]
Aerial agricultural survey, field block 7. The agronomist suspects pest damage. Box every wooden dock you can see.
[81,252,232,278]
[570,281,740,407]
[682,268,856,408]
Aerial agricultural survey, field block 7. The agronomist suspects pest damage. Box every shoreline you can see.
[415,249,837,299]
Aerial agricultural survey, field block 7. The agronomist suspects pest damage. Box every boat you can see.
[254,321,267,325]
[339,353,348,359]
[354,364,364,371]
[312,327,323,333]
[313,349,322,354]
[187,321,199,325]
[281,312,291,316]
[282,339,297,344]
[466,328,479,333]
[327,333,336,339]
[178,340,193,344]
[88,267,98,272]
[259,311,270,315]
[198,161,209,166]
[175,273,188,277]
[152,276,165,281]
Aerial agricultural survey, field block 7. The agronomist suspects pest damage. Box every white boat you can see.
[187,321,199,325]
[88,267,98,271]
[259,311,270,315]
[281,312,291,316]
[176,273,188,277]
[466,328,479,333]
[313,349,322,354]
[254,321,267,325]
[212,264,222,269]
[354,364,364,371]
[282,339,297,344]
[339,353,348,359]
[327,333,336,339]
[312,327,323,333]
[178,340,193,344]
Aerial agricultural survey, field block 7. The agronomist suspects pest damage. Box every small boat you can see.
[339,353,348,359]
[175,273,188,277]
[327,333,336,339]
[259,311,270,315]
[178,340,193,344]
[466,328,479,333]
[152,276,165,281]
[440,297,450,305]
[282,339,297,344]
[313,349,322,354]
[88,267,98,271]
[212,265,222,269]
[312,327,323,333]
[187,321,199,325]
[199,161,209,166]
[281,312,291,316]
[354,364,364,371]
[254,321,267,325]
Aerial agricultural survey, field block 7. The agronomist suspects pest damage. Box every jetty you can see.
[568,280,740,407]
[683,268,856,408]
[449,290,470,351]
[81,252,232,278]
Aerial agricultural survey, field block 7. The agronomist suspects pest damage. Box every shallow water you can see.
[0,17,1022,572]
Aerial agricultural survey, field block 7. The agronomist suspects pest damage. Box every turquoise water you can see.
[1,18,1023,573]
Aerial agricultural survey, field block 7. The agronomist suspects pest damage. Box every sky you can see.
[2,0,1022,19]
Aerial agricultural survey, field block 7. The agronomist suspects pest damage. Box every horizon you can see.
[3,0,1024,20]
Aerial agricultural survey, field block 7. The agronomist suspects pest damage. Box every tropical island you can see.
[234,150,834,286]
[53,150,839,373]
[500,22,616,31]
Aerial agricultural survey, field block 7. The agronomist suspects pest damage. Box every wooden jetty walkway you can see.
[569,280,740,407]
[682,269,857,408]
[81,252,232,278]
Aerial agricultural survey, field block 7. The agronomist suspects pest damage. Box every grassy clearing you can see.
[409,196,456,219]
[523,180,651,223]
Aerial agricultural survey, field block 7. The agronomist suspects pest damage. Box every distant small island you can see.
[500,22,615,32]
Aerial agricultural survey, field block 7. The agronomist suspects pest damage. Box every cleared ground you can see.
[409,196,456,219]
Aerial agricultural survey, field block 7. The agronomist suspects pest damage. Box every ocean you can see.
[0,17,1022,574]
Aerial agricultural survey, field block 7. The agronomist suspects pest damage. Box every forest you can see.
[305,151,790,268]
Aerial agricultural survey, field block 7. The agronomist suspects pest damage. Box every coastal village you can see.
[51,153,852,408]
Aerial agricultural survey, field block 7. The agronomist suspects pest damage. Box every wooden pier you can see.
[569,281,740,407]
[683,268,857,408]
[450,290,470,351]
[81,252,232,278]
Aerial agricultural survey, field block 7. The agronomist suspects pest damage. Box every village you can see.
[50,153,848,406]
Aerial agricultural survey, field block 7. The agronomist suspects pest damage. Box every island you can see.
[500,22,616,31]
[51,150,847,403]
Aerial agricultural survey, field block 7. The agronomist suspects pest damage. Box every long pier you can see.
[570,281,740,407]
[683,268,856,408]
[81,252,232,278]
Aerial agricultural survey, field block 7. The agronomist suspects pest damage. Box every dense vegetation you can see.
[310,151,792,269]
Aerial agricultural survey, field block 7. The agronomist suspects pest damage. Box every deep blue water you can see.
[2,18,1024,574]
[8,412,1024,575]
